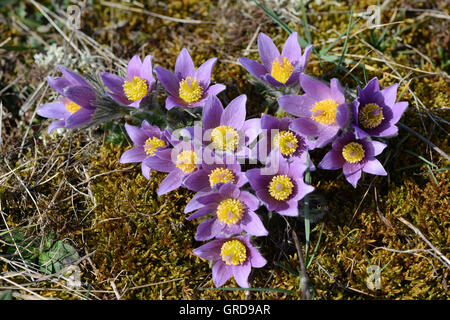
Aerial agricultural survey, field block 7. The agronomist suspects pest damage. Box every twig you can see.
[398,217,450,269]
[291,230,311,300]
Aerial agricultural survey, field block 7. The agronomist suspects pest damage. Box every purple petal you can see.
[195,219,216,241]
[175,48,195,79]
[120,146,147,163]
[125,123,148,146]
[184,190,209,213]
[277,94,315,117]
[144,152,175,173]
[300,74,334,100]
[141,162,151,180]
[343,164,362,188]
[245,168,271,191]
[281,32,301,63]
[258,33,280,71]
[195,57,217,88]
[203,95,223,130]
[390,101,408,124]
[204,83,226,96]
[294,181,315,202]
[126,55,142,79]
[165,96,186,110]
[377,125,399,138]
[47,120,66,133]
[154,66,179,97]
[187,204,217,220]
[238,57,267,78]
[64,107,93,128]
[238,191,259,211]
[242,211,268,236]
[276,199,299,216]
[232,261,251,288]
[212,261,232,287]
[248,247,267,268]
[141,55,154,84]
[63,86,96,108]
[183,169,210,192]
[336,103,350,128]
[330,78,346,104]
[318,150,344,170]
[37,101,70,119]
[47,76,71,95]
[58,66,90,87]
[362,158,387,176]
[290,118,321,136]
[298,44,313,69]
[370,140,387,157]
[100,72,124,95]
[194,239,223,261]
[380,83,398,106]
[157,169,184,195]
[220,94,247,129]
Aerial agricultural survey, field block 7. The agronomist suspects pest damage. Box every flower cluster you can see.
[37,31,407,288]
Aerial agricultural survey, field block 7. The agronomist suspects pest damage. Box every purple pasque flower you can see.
[197,94,261,160]
[100,55,155,108]
[37,66,97,133]
[119,120,170,179]
[144,138,201,196]
[318,130,387,188]
[245,151,314,216]
[254,113,310,164]
[352,77,408,139]
[193,235,267,288]
[183,150,247,193]
[238,32,312,87]
[187,183,267,241]
[278,74,349,149]
[154,48,226,110]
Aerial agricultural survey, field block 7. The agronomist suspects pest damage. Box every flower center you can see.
[176,150,198,174]
[271,57,294,84]
[273,130,298,156]
[65,101,82,114]
[208,168,235,188]
[268,175,294,201]
[216,198,244,226]
[310,99,338,125]
[123,76,148,102]
[220,239,247,266]
[342,142,365,163]
[210,126,239,151]
[358,103,384,129]
[143,137,166,156]
[178,76,203,103]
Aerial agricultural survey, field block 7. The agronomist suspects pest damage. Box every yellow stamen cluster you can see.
[310,99,338,125]
[220,239,247,266]
[273,130,298,156]
[65,101,82,114]
[123,76,148,102]
[268,175,294,201]
[143,137,166,156]
[178,77,203,103]
[210,126,239,151]
[216,198,244,226]
[271,57,294,84]
[176,150,198,173]
[208,168,235,188]
[342,142,365,163]
[358,103,384,129]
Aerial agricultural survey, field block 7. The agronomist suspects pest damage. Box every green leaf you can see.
[0,290,13,300]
